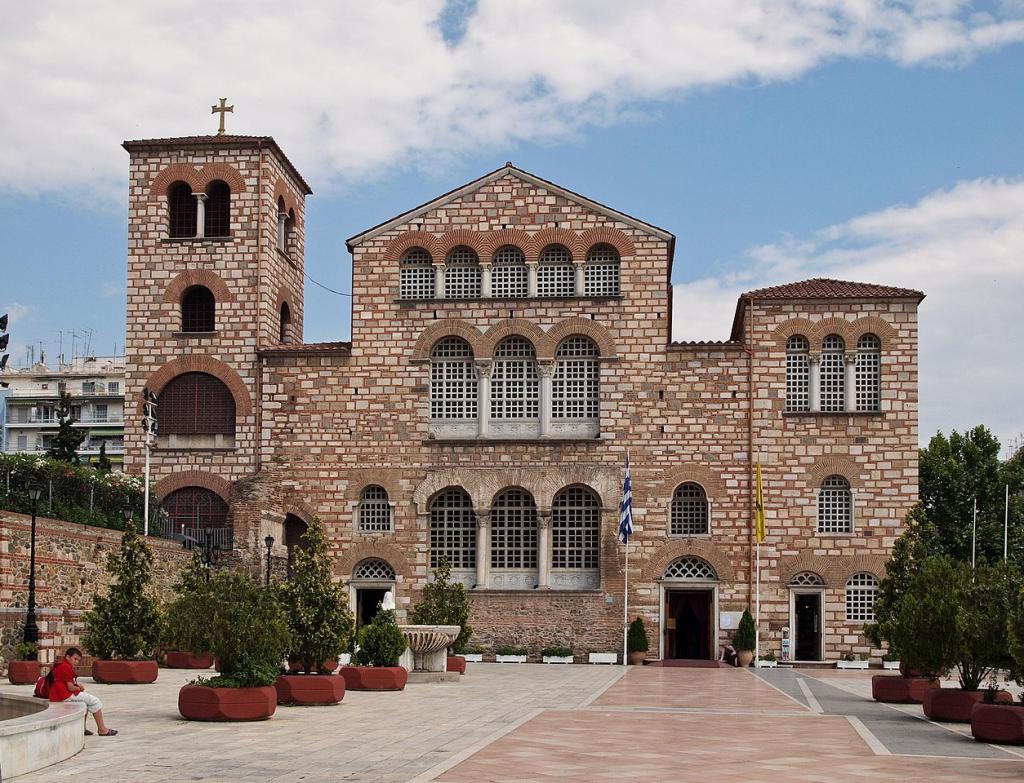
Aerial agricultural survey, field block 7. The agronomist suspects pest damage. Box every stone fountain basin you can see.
[399,625,461,653]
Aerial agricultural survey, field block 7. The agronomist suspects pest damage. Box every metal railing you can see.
[152,511,234,551]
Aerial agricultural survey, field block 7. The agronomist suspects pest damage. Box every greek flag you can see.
[618,455,633,544]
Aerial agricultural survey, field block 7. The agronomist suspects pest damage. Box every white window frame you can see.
[845,572,879,623]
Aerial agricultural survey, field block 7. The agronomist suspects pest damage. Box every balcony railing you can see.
[5,414,125,425]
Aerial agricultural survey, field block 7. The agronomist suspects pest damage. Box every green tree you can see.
[82,525,162,659]
[411,558,472,654]
[281,518,354,673]
[96,441,112,473]
[47,391,85,463]
[957,561,1018,690]
[163,551,214,653]
[733,609,756,652]
[627,617,649,654]
[354,608,407,667]
[1008,582,1024,699]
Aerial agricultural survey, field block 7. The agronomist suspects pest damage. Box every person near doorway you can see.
[49,647,118,736]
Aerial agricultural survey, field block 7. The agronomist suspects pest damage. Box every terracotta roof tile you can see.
[740,278,924,300]
[259,341,351,356]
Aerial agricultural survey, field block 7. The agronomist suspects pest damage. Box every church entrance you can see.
[793,592,823,661]
[355,588,390,628]
[664,590,714,660]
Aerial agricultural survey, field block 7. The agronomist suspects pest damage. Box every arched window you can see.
[353,558,395,581]
[855,334,881,412]
[181,285,215,333]
[584,244,620,296]
[162,487,228,533]
[491,246,527,298]
[786,335,810,412]
[663,556,717,580]
[551,486,600,569]
[429,488,476,569]
[204,180,231,237]
[819,335,846,412]
[817,475,852,534]
[430,337,478,421]
[158,372,235,435]
[400,247,434,300]
[490,489,538,571]
[670,482,709,536]
[279,301,292,344]
[845,572,879,622]
[444,246,481,299]
[490,337,538,420]
[286,208,295,250]
[358,485,392,532]
[789,571,825,587]
[168,182,197,238]
[537,245,575,297]
[276,197,288,251]
[552,337,599,420]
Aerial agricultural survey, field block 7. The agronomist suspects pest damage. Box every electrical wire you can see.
[303,270,352,297]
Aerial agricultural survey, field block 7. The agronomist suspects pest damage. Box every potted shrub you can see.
[971,571,1024,743]
[412,558,472,675]
[757,651,778,669]
[340,608,408,691]
[733,609,755,667]
[542,646,574,664]
[276,519,353,705]
[588,650,618,664]
[461,645,485,664]
[495,645,528,663]
[177,571,290,721]
[8,642,40,685]
[627,617,649,665]
[162,552,215,669]
[81,525,161,684]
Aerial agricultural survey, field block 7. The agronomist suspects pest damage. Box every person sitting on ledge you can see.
[49,647,117,736]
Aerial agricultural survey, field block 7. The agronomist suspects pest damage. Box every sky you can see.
[0,1,1022,450]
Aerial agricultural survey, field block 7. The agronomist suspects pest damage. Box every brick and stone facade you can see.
[122,137,923,663]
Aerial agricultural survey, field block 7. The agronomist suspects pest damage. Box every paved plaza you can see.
[5,665,1024,782]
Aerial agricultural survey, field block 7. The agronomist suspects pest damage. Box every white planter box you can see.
[883,660,900,670]
[338,653,351,666]
[588,652,618,665]
[755,659,778,669]
[461,654,484,663]
[836,659,870,670]
[495,654,527,664]
[542,655,574,664]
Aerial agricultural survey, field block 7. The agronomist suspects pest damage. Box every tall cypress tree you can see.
[47,391,85,463]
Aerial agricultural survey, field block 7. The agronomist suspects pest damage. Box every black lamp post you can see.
[121,505,134,530]
[264,535,274,586]
[201,527,222,571]
[24,486,42,645]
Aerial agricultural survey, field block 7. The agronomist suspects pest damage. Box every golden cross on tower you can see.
[211,98,234,135]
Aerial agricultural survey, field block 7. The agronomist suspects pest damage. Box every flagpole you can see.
[623,448,630,666]
[754,536,760,666]
[972,498,977,569]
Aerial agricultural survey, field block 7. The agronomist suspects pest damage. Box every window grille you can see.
[490,337,539,420]
[855,334,881,412]
[537,245,575,296]
[845,572,879,622]
[400,248,435,300]
[158,372,235,435]
[204,181,231,237]
[490,489,538,569]
[181,286,216,333]
[108,382,119,395]
[162,487,228,532]
[491,246,528,297]
[663,557,717,580]
[819,335,846,412]
[551,486,600,569]
[789,571,825,587]
[552,337,599,419]
[670,482,709,535]
[430,338,478,420]
[358,485,392,532]
[786,335,810,412]
[429,488,477,569]
[584,244,620,296]
[817,475,852,533]
[444,246,482,299]
[353,558,395,581]
[168,182,197,238]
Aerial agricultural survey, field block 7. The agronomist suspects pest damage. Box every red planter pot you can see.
[971,703,1024,744]
[164,651,214,669]
[447,656,467,674]
[923,688,1013,723]
[92,659,159,684]
[871,674,939,704]
[275,674,346,705]
[339,666,407,691]
[178,684,277,721]
[7,660,41,685]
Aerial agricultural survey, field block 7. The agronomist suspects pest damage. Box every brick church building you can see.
[122,133,923,663]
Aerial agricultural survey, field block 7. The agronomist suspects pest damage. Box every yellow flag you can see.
[755,461,766,543]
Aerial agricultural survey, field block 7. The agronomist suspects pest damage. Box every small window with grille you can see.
[537,245,575,297]
[584,244,620,296]
[400,247,435,300]
[490,337,539,420]
[817,475,852,534]
[786,335,810,412]
[855,334,881,412]
[168,182,197,238]
[819,335,846,412]
[204,181,231,237]
[491,246,528,298]
[429,488,477,569]
[430,337,478,420]
[358,485,393,532]
[490,489,538,569]
[551,486,600,569]
[552,337,599,420]
[181,286,216,333]
[444,246,482,299]
[670,482,709,536]
[845,572,879,622]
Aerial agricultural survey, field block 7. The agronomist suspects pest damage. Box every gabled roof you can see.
[346,163,675,249]
[122,135,312,195]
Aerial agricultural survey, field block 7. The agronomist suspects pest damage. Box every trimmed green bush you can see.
[495,645,527,656]
[542,646,573,658]
[627,617,649,654]
[733,609,756,652]
[162,552,214,654]
[411,557,472,653]
[354,608,407,667]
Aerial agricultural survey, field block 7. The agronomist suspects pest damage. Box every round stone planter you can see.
[92,659,159,684]
[923,688,1013,722]
[971,703,1024,744]
[447,656,466,674]
[164,651,214,669]
[871,674,939,704]
[275,674,345,706]
[7,660,41,685]
[339,666,407,691]
[178,684,277,721]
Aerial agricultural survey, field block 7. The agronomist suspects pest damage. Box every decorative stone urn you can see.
[398,625,461,674]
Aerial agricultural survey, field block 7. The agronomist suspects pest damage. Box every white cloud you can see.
[1,1,1022,201]
[671,177,1024,446]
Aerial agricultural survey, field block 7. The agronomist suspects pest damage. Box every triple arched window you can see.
[181,286,215,333]
[817,475,852,534]
[785,333,882,413]
[167,180,231,239]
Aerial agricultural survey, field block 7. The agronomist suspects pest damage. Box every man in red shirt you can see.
[49,647,117,736]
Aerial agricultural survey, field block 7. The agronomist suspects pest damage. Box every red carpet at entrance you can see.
[646,659,732,668]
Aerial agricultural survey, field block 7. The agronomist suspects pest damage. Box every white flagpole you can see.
[972,498,977,569]
[622,448,630,666]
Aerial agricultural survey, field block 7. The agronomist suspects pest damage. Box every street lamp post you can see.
[121,505,134,530]
[24,486,42,645]
[264,535,274,586]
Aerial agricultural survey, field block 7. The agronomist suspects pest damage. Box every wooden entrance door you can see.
[665,590,713,659]
[795,593,822,661]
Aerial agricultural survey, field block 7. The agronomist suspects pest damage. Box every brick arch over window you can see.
[479,320,552,360]
[481,228,532,259]
[273,181,300,216]
[809,456,864,489]
[411,320,485,361]
[437,229,489,259]
[162,270,235,304]
[526,227,584,260]
[384,231,442,262]
[839,555,887,584]
[546,318,617,359]
[851,316,897,344]
[778,553,839,587]
[809,318,857,349]
[144,356,252,416]
[343,470,404,502]
[280,496,317,527]
[644,540,736,582]
[771,318,818,348]
[150,164,204,196]
[579,227,636,258]
[153,471,233,503]
[196,163,247,194]
[334,541,410,580]
[658,464,726,499]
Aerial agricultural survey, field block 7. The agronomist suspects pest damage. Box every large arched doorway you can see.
[283,514,309,578]
[350,558,396,628]
[660,556,719,661]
